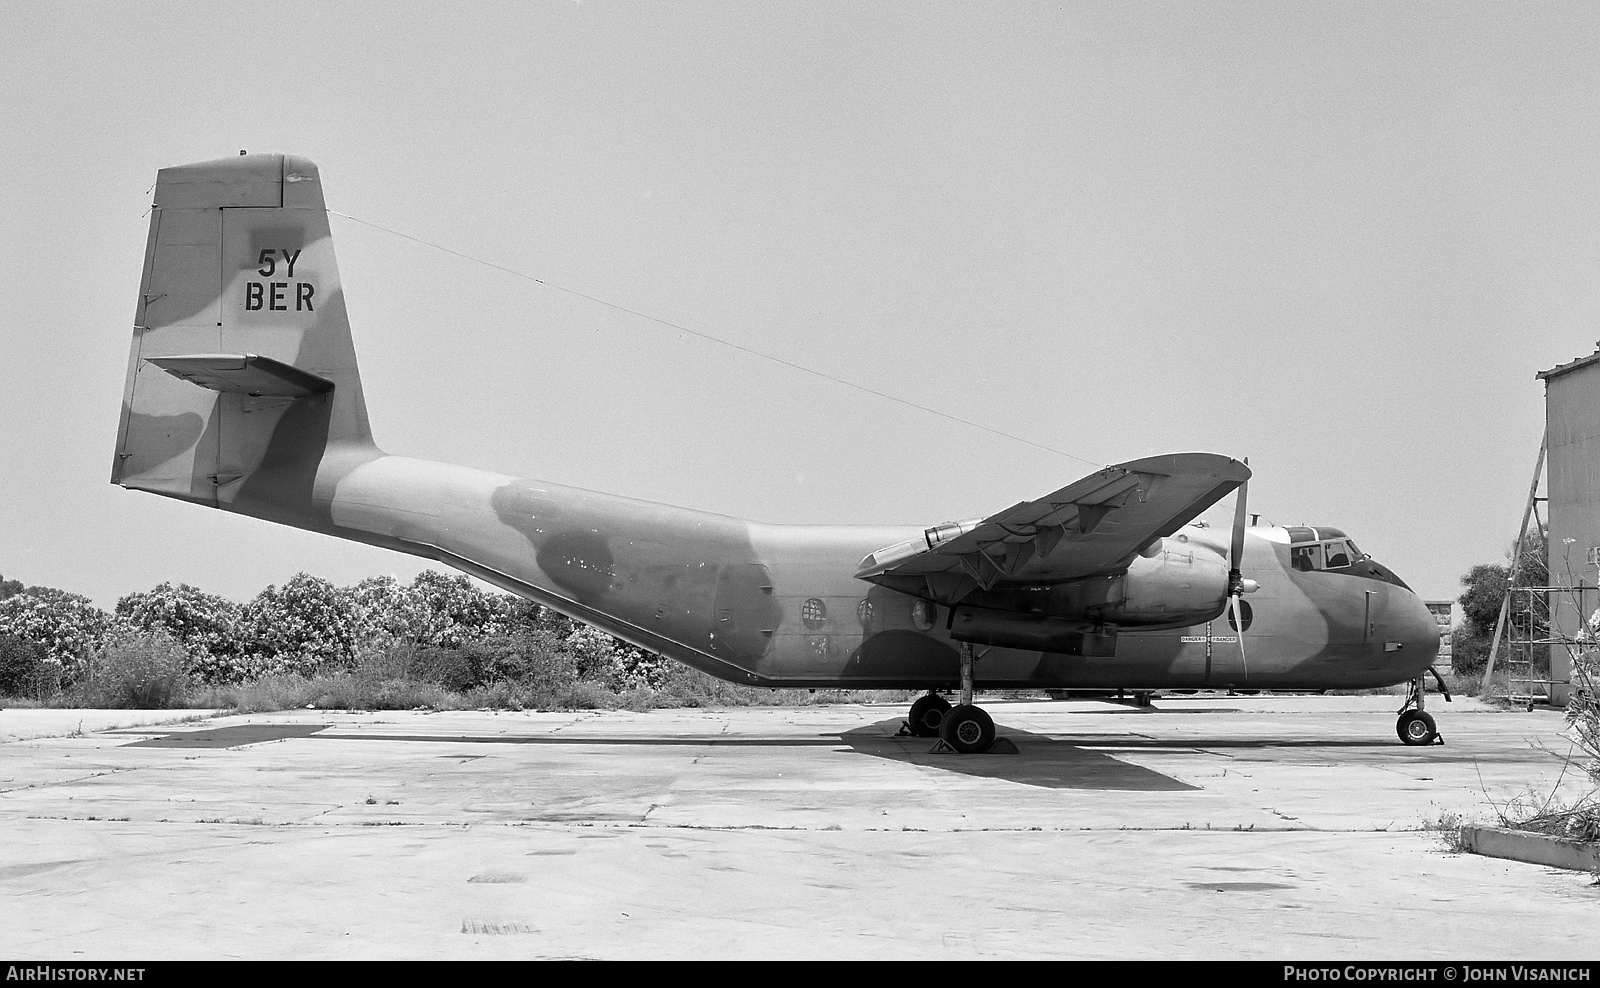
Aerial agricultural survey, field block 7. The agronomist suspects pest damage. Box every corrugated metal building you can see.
[1535,349,1600,705]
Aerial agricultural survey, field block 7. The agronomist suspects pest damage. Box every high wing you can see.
[855,452,1250,604]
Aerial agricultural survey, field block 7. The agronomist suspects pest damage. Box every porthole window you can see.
[802,597,828,630]
[856,599,875,626]
[1226,600,1254,632]
[911,599,935,631]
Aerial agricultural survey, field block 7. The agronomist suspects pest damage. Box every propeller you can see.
[1227,466,1252,681]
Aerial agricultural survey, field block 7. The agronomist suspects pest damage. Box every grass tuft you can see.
[1423,809,1473,854]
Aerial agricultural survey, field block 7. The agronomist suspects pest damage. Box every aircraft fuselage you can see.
[314,449,1439,691]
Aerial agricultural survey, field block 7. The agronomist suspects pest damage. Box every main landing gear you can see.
[1396,666,1451,746]
[907,693,950,737]
[940,702,996,754]
[904,642,999,754]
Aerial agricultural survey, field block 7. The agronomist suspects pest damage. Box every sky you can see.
[3,1,1598,619]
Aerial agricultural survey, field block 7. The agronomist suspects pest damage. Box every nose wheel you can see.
[1397,709,1438,745]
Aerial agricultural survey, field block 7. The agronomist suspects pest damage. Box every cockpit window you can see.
[1291,538,1365,571]
[1286,537,1363,569]
[1291,544,1322,571]
[1290,531,1397,584]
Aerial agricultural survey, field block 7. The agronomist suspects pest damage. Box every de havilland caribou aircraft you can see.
[112,153,1443,753]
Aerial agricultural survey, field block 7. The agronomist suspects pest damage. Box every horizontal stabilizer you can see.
[146,353,334,398]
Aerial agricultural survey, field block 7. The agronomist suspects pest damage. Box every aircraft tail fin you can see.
[112,152,378,529]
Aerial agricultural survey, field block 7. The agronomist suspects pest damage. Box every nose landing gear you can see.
[1396,667,1449,746]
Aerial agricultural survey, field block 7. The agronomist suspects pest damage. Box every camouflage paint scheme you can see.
[113,154,1440,690]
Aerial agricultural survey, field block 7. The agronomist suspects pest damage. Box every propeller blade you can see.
[1230,592,1249,682]
[1229,477,1249,589]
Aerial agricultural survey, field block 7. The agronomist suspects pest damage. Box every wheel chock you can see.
[928,735,1020,755]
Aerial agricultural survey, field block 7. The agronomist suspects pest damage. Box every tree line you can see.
[0,570,673,704]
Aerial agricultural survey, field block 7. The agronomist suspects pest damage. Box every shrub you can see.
[406,570,514,647]
[0,588,110,685]
[402,630,578,697]
[1424,809,1472,854]
[404,644,479,692]
[1450,627,1488,676]
[461,680,537,710]
[117,582,252,685]
[115,582,243,678]
[562,624,673,690]
[565,679,621,710]
[305,675,458,712]
[239,573,358,676]
[0,634,45,697]
[80,628,189,709]
[1567,644,1600,786]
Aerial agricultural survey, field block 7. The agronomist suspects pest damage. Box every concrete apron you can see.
[2,695,1597,959]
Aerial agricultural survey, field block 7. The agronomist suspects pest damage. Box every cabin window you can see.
[802,598,828,630]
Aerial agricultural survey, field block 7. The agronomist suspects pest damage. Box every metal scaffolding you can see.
[1498,584,1585,706]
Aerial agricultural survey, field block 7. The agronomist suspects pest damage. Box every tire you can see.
[908,693,951,738]
[940,704,996,754]
[1397,710,1438,746]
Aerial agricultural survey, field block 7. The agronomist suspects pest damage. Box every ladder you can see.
[1481,439,1546,692]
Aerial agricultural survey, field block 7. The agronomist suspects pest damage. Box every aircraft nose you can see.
[1386,589,1441,672]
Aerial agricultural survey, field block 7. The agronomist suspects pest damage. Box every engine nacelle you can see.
[1110,537,1230,628]
[947,536,1230,653]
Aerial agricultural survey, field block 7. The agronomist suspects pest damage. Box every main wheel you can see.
[940,704,996,754]
[1397,710,1438,746]
[907,693,951,738]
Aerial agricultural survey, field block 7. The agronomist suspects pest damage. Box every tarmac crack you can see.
[0,765,147,795]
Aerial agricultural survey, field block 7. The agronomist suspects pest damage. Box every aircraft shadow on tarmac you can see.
[836,718,1201,791]
[118,718,1414,791]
